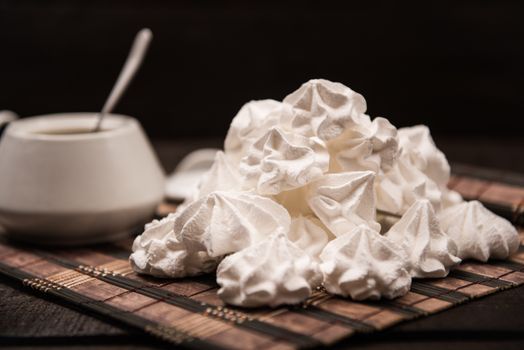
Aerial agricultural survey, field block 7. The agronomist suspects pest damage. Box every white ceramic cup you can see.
[0,113,165,245]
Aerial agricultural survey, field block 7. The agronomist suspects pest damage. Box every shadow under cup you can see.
[0,113,165,245]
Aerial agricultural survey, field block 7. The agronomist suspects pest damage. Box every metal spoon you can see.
[93,28,153,132]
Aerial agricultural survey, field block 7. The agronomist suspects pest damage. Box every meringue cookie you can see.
[239,127,329,195]
[130,213,219,278]
[224,99,284,163]
[320,225,411,300]
[217,232,322,307]
[283,79,368,141]
[175,191,291,257]
[288,215,334,259]
[385,199,461,278]
[369,118,400,172]
[375,125,453,215]
[375,154,442,215]
[398,125,450,189]
[307,171,381,236]
[191,151,242,200]
[130,78,520,308]
[328,117,399,173]
[438,200,519,261]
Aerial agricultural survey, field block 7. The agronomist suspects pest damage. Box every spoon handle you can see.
[93,28,153,132]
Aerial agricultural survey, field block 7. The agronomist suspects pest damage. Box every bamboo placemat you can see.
[1,170,524,349]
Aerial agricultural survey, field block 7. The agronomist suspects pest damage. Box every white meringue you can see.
[130,213,219,278]
[131,78,520,309]
[438,200,519,261]
[191,151,242,200]
[175,191,291,257]
[385,200,461,278]
[307,171,381,236]
[375,125,455,215]
[283,79,368,141]
[239,127,329,195]
[398,125,450,189]
[217,232,322,307]
[320,225,411,300]
[375,154,442,215]
[288,215,334,259]
[224,99,284,163]
[328,117,399,173]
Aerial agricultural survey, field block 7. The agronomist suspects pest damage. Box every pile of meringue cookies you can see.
[130,79,519,307]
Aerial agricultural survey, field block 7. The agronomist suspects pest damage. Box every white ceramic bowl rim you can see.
[6,113,138,141]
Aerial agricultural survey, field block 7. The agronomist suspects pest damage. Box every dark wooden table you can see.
[2,138,524,350]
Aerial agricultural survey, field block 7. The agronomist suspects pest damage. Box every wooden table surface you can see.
[1,137,524,350]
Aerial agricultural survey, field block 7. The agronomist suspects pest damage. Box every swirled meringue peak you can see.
[191,151,242,200]
[130,213,220,278]
[385,199,461,278]
[438,200,519,261]
[224,99,285,163]
[307,171,381,236]
[239,127,329,195]
[398,125,450,188]
[375,154,442,215]
[288,215,334,259]
[175,191,291,257]
[328,117,399,173]
[320,225,411,300]
[217,232,322,307]
[283,79,368,141]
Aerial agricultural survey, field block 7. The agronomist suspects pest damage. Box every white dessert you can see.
[288,215,334,259]
[307,171,381,235]
[130,213,219,277]
[375,154,442,215]
[385,199,461,278]
[131,78,519,308]
[217,232,321,307]
[224,99,284,163]
[282,79,367,141]
[174,191,291,258]
[438,200,519,261]
[239,127,329,195]
[320,225,411,300]
[375,125,455,215]
[398,125,451,189]
[328,116,399,173]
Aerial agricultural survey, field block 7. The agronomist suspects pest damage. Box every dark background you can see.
[1,1,523,143]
